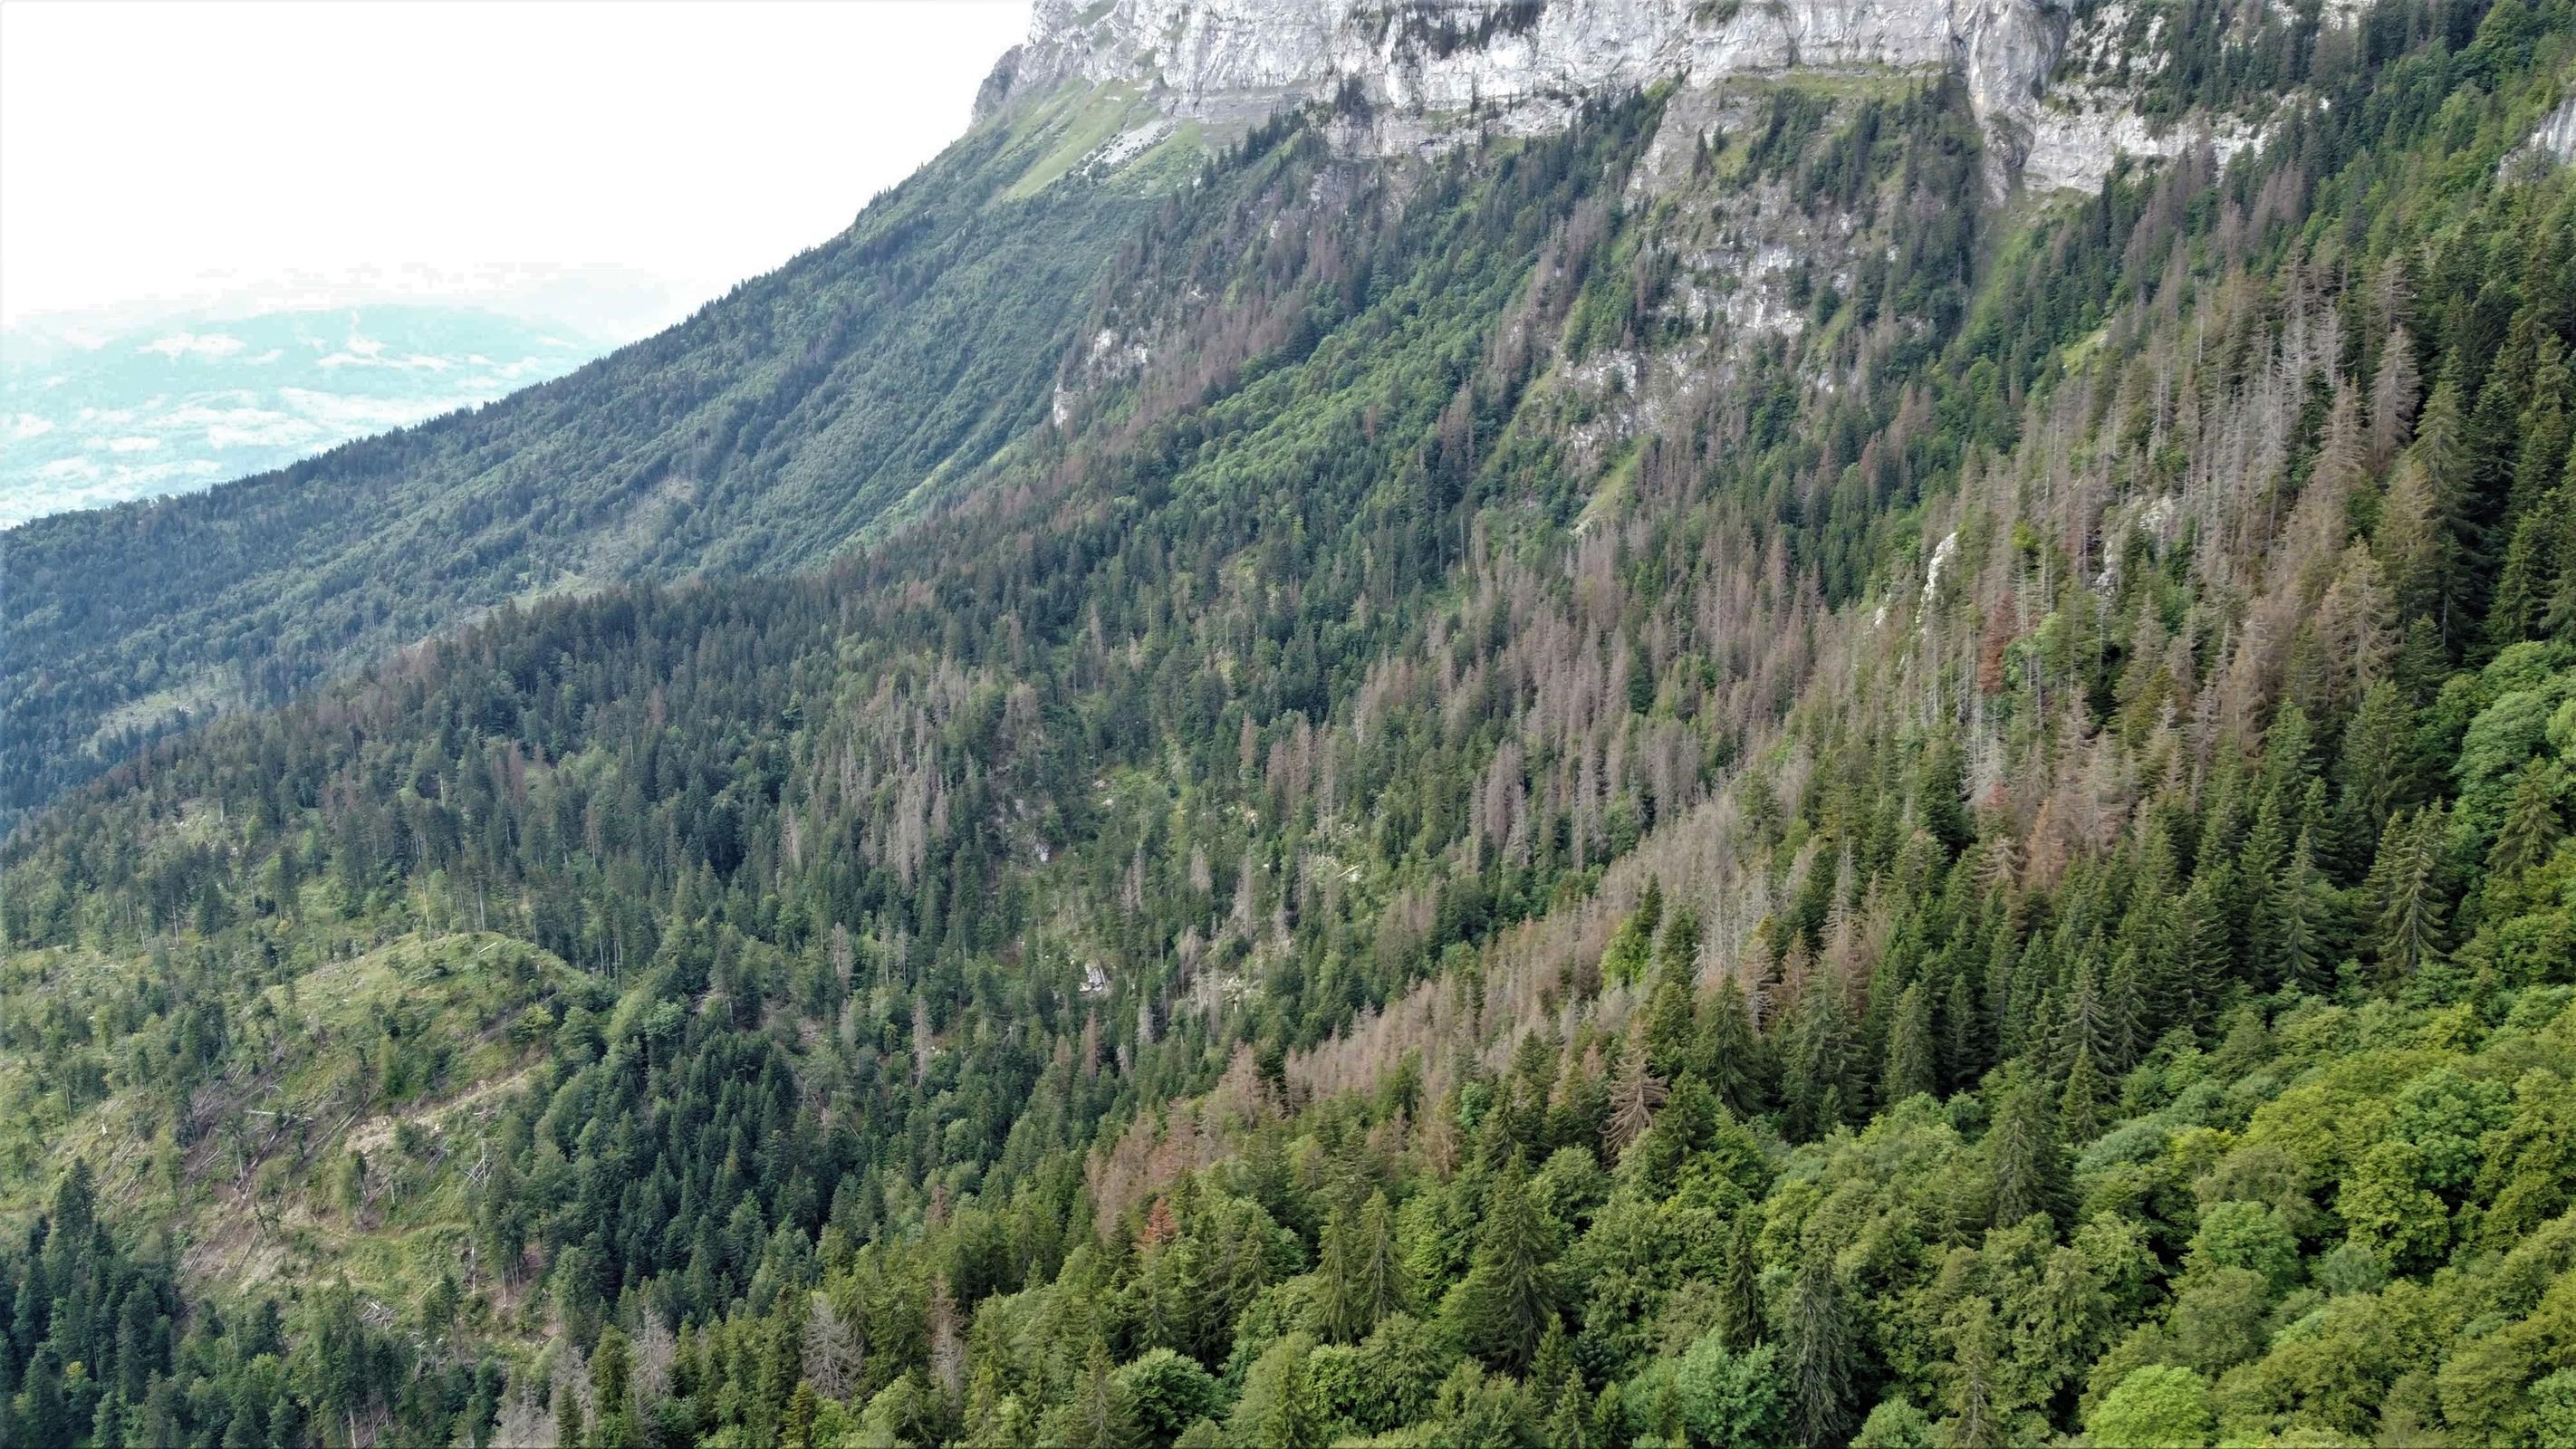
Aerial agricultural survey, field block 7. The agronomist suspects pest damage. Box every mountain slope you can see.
[0,0,2369,836]
[0,87,1189,830]
[7,1,2576,1446]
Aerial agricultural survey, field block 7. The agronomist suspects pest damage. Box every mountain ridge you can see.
[3,0,2372,834]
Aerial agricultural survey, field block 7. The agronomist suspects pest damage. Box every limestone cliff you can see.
[976,0,2340,195]
[981,0,2071,173]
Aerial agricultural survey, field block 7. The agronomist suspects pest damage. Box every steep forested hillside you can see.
[0,84,1189,830]
[7,0,2576,1445]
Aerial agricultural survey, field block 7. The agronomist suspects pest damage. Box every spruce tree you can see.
[1783,984,1856,1140]
[2546,445,2576,642]
[1698,977,1771,1117]
[782,1383,818,1449]
[2060,1041,2107,1147]
[2237,792,2292,989]
[1658,905,1702,978]
[1312,1205,1364,1344]
[2060,961,2112,1072]
[2334,681,2417,864]
[2512,336,2571,523]
[2488,491,2564,648]
[1586,1378,1622,1449]
[1248,1336,1324,1449]
[2103,948,2148,1071]
[2488,763,2565,881]
[1530,1320,1573,1415]
[2174,872,2233,1024]
[2269,828,2341,995]
[555,1377,584,1449]
[20,1345,68,1449]
[1940,965,1983,1090]
[1942,1296,2007,1449]
[591,1328,636,1449]
[1456,1161,1558,1371]
[1603,1034,1668,1157]
[1068,1339,1139,1449]
[2413,375,2480,641]
[1881,978,1937,1105]
[1988,1079,2073,1231]
[1546,1370,1591,1449]
[1353,1191,1408,1337]
[1643,970,1698,1080]
[1716,1214,1764,1352]
[2369,803,2450,978]
[1783,1254,1856,1447]
[1600,914,1653,990]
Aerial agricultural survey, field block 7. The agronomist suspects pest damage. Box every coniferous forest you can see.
[9,1,2576,1444]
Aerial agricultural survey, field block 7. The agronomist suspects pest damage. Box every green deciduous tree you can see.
[2084,1365,2215,1448]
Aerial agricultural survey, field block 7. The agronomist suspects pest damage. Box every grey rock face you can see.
[2526,91,2576,168]
[982,0,2075,167]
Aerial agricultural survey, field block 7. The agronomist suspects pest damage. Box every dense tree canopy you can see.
[8,0,2576,1444]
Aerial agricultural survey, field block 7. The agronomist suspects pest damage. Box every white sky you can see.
[0,0,1033,339]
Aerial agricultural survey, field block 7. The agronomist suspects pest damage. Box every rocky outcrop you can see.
[2019,2,2269,194]
[2507,87,2576,172]
[2023,89,2264,195]
[980,0,2074,176]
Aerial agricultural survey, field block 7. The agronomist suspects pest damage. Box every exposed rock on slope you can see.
[983,0,2341,195]
[2514,85,2576,168]
[985,0,2072,171]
